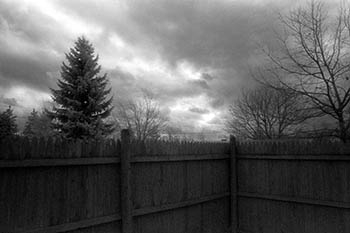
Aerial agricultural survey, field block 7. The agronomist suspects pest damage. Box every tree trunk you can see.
[338,118,347,143]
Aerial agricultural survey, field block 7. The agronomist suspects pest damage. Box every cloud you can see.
[201,73,214,81]
[189,107,210,114]
[103,0,284,112]
[0,1,65,90]
[0,0,331,132]
[189,80,210,90]
[0,96,18,107]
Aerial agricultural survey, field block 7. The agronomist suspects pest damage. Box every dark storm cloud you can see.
[189,107,210,114]
[0,0,313,131]
[201,73,214,81]
[0,0,288,93]
[209,98,225,109]
[189,80,210,90]
[0,1,66,91]
[56,2,287,70]
[124,1,269,67]
[0,50,59,90]
[111,0,289,107]
[0,96,18,107]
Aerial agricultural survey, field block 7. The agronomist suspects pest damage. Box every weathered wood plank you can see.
[237,140,350,155]
[237,155,350,161]
[131,154,229,163]
[133,192,230,217]
[230,136,239,233]
[13,214,121,233]
[238,192,350,209]
[131,140,230,156]
[0,158,120,168]
[120,129,133,233]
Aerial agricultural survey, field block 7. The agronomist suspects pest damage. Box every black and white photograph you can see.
[1,0,350,232]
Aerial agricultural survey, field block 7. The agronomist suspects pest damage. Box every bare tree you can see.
[197,130,206,142]
[113,94,167,142]
[163,125,183,141]
[226,86,315,139]
[261,1,350,141]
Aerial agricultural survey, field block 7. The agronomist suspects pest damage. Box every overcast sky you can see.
[0,0,335,132]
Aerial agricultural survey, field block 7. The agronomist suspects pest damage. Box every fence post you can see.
[121,129,132,233]
[230,135,238,233]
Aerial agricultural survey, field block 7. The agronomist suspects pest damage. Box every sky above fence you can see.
[0,0,336,132]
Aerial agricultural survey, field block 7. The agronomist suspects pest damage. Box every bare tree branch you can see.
[259,1,350,141]
[225,86,317,140]
[112,94,167,142]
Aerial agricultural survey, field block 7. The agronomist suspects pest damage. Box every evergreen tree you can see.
[36,112,56,137]
[23,109,38,137]
[0,106,18,140]
[47,37,113,139]
[24,109,54,138]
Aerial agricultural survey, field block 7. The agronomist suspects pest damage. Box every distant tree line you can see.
[0,106,17,140]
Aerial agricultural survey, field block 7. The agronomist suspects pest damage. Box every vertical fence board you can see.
[230,136,238,233]
[121,130,133,233]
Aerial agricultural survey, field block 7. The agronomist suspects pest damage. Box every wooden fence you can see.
[2,132,350,233]
[0,130,231,233]
[233,140,350,233]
